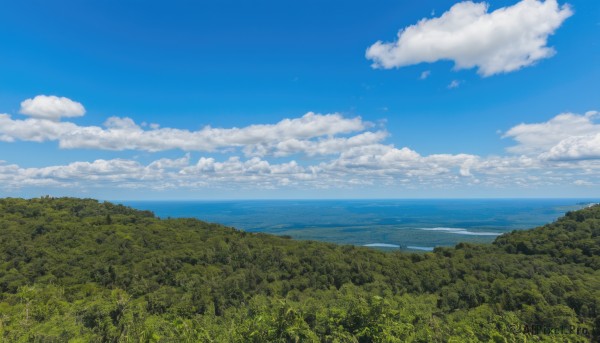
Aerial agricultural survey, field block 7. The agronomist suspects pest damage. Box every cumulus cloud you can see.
[244,131,388,157]
[541,133,600,161]
[0,156,320,191]
[325,143,481,178]
[366,0,572,76]
[19,95,85,120]
[2,145,600,192]
[3,95,600,193]
[504,111,600,160]
[0,108,371,156]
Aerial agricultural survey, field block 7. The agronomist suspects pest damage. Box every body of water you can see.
[120,199,597,251]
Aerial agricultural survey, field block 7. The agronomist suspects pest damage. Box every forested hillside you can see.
[0,197,599,342]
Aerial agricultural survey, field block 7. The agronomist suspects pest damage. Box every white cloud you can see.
[2,146,600,192]
[366,0,572,76]
[244,131,388,157]
[541,133,600,161]
[503,111,600,158]
[0,114,79,142]
[3,96,600,193]
[324,143,480,178]
[448,80,462,89]
[148,154,191,170]
[574,179,592,186]
[420,70,431,80]
[0,108,371,156]
[19,95,85,120]
[0,156,321,191]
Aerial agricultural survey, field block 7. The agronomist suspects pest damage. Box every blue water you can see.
[119,199,597,251]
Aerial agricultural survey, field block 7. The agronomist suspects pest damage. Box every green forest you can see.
[0,197,599,342]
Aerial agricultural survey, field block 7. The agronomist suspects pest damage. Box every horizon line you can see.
[110,197,600,202]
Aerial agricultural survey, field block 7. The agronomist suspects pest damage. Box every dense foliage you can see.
[0,197,599,342]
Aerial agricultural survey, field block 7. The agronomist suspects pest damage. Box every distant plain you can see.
[121,199,597,251]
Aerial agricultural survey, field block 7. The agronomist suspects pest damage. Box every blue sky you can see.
[0,0,599,199]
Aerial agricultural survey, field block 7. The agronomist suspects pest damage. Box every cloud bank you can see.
[1,95,599,193]
[366,0,572,76]
[0,111,376,156]
[1,145,598,192]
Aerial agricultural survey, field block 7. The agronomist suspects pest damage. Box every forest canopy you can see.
[0,197,599,342]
